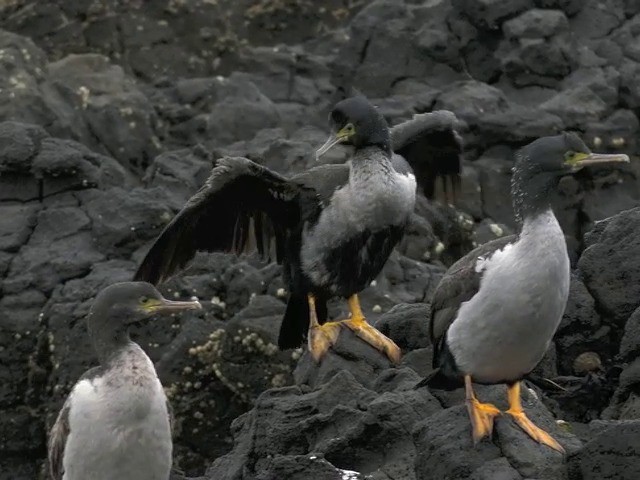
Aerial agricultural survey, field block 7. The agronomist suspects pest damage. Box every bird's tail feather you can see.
[278,294,328,350]
[414,367,462,391]
[278,294,309,349]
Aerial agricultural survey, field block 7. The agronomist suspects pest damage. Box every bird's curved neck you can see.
[356,125,392,157]
[87,312,132,365]
[511,158,558,225]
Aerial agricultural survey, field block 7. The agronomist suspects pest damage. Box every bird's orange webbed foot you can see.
[339,295,401,364]
[307,294,340,363]
[506,382,565,453]
[465,375,501,444]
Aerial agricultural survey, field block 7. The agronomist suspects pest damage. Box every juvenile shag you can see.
[48,282,201,480]
[134,95,462,363]
[420,133,629,452]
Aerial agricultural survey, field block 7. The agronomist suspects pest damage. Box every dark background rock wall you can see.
[0,1,639,479]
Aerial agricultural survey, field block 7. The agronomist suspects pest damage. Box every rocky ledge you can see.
[1,0,640,479]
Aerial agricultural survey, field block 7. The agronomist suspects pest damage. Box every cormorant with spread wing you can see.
[134,95,462,363]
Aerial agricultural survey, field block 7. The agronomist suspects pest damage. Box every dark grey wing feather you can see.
[391,110,464,202]
[430,234,517,363]
[48,367,102,480]
[290,163,350,206]
[134,156,317,285]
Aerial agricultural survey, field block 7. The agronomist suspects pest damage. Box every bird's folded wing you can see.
[429,234,517,359]
[48,366,103,480]
[390,110,465,202]
[134,156,315,285]
[48,399,70,480]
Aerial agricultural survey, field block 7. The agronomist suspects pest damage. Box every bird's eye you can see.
[564,151,576,161]
[139,296,149,304]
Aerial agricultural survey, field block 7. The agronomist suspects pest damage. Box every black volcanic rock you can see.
[567,420,640,480]
[1,1,640,479]
[454,0,532,30]
[578,207,640,323]
[555,276,603,375]
[503,8,569,38]
[601,359,640,421]
[375,303,430,352]
[619,306,640,362]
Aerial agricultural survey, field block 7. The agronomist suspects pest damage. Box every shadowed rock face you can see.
[1,1,640,479]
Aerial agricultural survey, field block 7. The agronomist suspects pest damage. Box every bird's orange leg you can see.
[465,375,501,445]
[338,294,401,364]
[307,294,341,363]
[506,382,565,453]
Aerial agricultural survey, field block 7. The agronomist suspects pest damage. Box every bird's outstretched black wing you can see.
[429,235,517,364]
[391,110,464,203]
[134,156,316,285]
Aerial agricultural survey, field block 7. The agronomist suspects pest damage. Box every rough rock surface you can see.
[0,0,640,479]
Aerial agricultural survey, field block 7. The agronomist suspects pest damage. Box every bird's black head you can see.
[513,132,629,221]
[316,95,391,160]
[88,282,201,362]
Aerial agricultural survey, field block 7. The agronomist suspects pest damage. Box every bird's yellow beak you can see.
[315,124,354,161]
[144,297,202,314]
[568,152,630,167]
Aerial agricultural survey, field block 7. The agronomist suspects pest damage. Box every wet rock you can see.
[619,306,640,362]
[293,330,394,390]
[45,54,162,173]
[233,46,333,106]
[208,368,442,480]
[144,146,214,206]
[554,276,602,374]
[1,2,640,479]
[414,404,502,478]
[414,198,476,265]
[478,107,565,145]
[0,29,53,130]
[0,121,48,172]
[0,204,39,252]
[584,109,639,154]
[571,0,626,40]
[567,420,640,480]
[534,0,584,16]
[0,121,131,202]
[503,9,569,38]
[500,35,576,87]
[375,303,430,352]
[176,74,281,150]
[402,347,434,379]
[33,137,132,196]
[578,207,640,323]
[540,86,610,128]
[435,81,509,126]
[397,212,439,263]
[453,0,532,30]
[81,186,178,257]
[601,359,640,421]
[416,383,581,480]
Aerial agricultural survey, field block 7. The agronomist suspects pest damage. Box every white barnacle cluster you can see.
[236,329,278,356]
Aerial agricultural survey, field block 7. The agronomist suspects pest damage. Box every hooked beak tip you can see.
[315,134,344,161]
